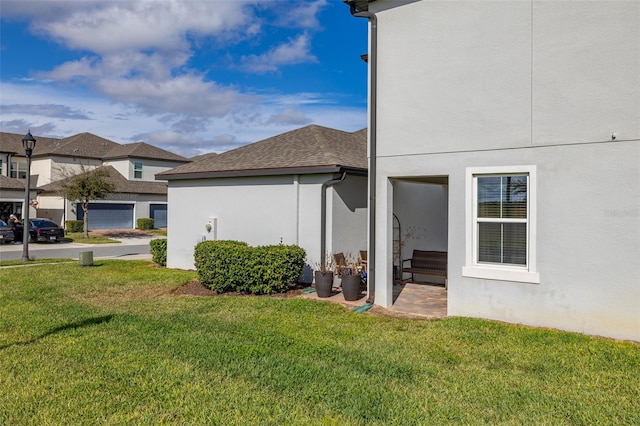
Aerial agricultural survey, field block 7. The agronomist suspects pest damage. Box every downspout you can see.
[320,171,347,270]
[349,3,377,304]
[6,153,13,177]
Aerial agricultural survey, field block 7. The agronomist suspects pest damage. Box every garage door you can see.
[150,204,167,228]
[77,203,134,229]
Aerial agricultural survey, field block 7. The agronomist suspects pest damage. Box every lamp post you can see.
[21,131,37,262]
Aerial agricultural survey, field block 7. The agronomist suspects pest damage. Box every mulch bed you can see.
[172,279,306,298]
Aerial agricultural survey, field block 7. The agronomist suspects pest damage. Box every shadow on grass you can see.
[0,315,114,350]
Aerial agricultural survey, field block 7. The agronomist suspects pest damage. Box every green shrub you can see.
[137,218,154,230]
[194,240,305,294]
[150,238,167,266]
[65,220,84,233]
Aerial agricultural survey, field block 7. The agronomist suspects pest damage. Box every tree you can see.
[59,167,116,238]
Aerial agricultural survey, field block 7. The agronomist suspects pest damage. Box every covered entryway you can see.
[391,176,449,312]
[77,203,134,229]
[150,204,167,228]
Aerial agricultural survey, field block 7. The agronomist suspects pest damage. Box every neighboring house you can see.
[157,124,368,282]
[0,132,189,229]
[0,175,38,223]
[349,0,639,340]
[38,166,170,230]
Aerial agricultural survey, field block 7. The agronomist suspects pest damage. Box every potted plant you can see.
[314,255,335,298]
[340,254,364,301]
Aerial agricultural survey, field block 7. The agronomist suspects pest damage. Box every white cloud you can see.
[33,1,254,54]
[240,33,317,73]
[36,57,100,81]
[1,104,91,120]
[96,75,255,117]
[278,0,328,29]
[267,108,311,125]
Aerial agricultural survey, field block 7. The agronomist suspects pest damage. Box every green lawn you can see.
[1,261,638,425]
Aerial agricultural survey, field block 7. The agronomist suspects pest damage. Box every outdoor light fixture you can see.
[21,130,37,262]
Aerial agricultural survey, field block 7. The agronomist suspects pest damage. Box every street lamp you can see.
[21,130,37,262]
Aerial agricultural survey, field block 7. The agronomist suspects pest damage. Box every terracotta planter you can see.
[341,274,362,301]
[314,271,334,298]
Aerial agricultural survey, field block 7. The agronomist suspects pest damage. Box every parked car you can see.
[14,218,65,243]
[0,219,15,244]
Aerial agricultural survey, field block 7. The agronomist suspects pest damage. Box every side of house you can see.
[365,0,639,340]
[158,125,368,281]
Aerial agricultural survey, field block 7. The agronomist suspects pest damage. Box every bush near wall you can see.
[65,220,83,233]
[194,240,306,294]
[150,238,167,266]
[137,218,154,230]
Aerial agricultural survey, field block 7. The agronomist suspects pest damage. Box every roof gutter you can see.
[320,171,347,270]
[156,165,367,181]
[348,1,377,304]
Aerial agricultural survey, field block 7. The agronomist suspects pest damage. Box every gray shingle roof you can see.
[0,175,25,190]
[103,142,189,162]
[38,166,167,195]
[158,125,367,180]
[43,132,120,159]
[0,132,187,163]
[0,132,61,155]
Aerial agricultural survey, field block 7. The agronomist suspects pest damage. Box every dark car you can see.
[14,218,65,243]
[0,219,15,244]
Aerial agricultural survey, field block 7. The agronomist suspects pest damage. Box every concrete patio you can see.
[300,281,447,319]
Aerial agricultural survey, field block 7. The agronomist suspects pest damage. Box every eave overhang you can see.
[156,165,368,181]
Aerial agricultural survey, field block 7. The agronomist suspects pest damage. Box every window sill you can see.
[462,266,540,284]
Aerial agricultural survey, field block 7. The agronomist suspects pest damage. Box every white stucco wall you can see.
[372,0,639,151]
[165,173,368,283]
[329,175,368,261]
[46,157,103,184]
[104,159,182,181]
[371,0,640,340]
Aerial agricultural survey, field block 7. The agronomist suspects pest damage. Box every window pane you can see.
[478,175,527,219]
[503,176,527,219]
[478,222,527,265]
[503,223,527,265]
[478,222,502,263]
[477,176,502,218]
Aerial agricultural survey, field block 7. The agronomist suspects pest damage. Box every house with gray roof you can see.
[0,131,189,229]
[157,124,368,281]
[345,0,639,341]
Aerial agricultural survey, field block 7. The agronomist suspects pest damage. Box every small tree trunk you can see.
[82,201,89,239]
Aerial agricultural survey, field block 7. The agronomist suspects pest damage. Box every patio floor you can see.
[300,281,447,319]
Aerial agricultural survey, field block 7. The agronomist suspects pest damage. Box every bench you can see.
[402,250,448,288]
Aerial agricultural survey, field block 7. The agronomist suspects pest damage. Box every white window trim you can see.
[10,161,27,179]
[462,165,539,284]
[134,161,143,179]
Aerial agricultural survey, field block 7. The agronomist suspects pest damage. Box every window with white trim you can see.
[463,166,539,283]
[134,162,143,179]
[10,161,27,179]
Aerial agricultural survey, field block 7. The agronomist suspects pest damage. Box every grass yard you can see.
[1,261,638,425]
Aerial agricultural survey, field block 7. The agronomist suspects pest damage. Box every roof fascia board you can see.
[158,165,367,181]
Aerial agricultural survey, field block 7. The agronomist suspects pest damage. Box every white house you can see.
[157,125,368,282]
[0,132,189,229]
[347,0,639,340]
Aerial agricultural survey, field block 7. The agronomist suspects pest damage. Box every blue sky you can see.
[0,0,368,157]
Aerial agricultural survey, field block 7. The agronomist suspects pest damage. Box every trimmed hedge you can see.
[66,220,83,233]
[150,238,167,266]
[194,240,306,294]
[137,218,154,230]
